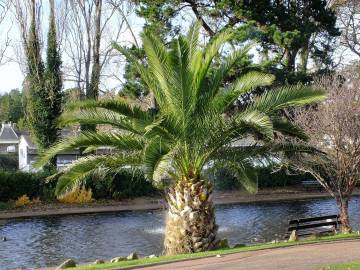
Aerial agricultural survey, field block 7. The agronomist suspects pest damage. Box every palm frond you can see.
[143,137,170,181]
[186,21,201,60]
[58,109,144,135]
[204,45,252,101]
[35,131,144,168]
[272,117,309,141]
[249,85,325,114]
[213,71,275,112]
[112,42,167,107]
[222,160,258,193]
[235,110,274,140]
[55,154,141,197]
[141,32,174,107]
[168,36,193,118]
[65,99,152,122]
[192,29,234,95]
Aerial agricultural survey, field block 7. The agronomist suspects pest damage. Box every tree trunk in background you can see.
[88,0,102,102]
[164,180,218,255]
[338,197,351,233]
[299,42,309,73]
[284,48,297,72]
[84,0,102,132]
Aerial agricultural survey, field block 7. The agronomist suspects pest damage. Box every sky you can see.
[0,1,145,95]
[0,62,23,94]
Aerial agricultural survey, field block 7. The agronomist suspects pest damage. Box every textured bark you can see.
[338,198,352,233]
[164,180,218,255]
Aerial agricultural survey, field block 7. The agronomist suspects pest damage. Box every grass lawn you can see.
[66,233,360,270]
[316,261,360,270]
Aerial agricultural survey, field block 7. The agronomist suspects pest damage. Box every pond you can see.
[1,196,360,270]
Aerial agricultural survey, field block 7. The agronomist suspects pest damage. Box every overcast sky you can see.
[0,1,145,95]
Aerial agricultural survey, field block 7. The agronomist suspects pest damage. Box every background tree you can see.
[0,89,24,124]
[43,0,63,147]
[333,0,360,63]
[37,23,324,254]
[290,72,360,233]
[131,0,339,82]
[24,0,62,152]
[0,0,11,65]
[63,0,133,131]
[62,0,131,98]
[25,0,47,147]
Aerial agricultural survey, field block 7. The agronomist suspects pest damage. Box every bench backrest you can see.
[288,215,340,232]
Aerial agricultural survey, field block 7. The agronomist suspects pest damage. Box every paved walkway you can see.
[132,239,360,270]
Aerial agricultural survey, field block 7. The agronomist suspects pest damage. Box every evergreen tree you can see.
[25,0,47,148]
[0,89,24,124]
[130,0,339,84]
[25,0,62,152]
[44,0,63,147]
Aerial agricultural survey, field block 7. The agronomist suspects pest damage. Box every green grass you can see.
[66,233,360,270]
[316,261,360,270]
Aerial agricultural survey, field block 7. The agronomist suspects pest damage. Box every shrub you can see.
[0,201,14,210]
[86,169,158,200]
[256,167,314,188]
[59,187,93,204]
[31,197,41,204]
[213,169,242,191]
[0,154,18,171]
[15,195,31,207]
[0,170,55,202]
[213,166,315,191]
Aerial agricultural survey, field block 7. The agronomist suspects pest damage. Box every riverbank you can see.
[1,187,359,219]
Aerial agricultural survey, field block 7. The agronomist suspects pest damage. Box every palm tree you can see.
[36,23,324,255]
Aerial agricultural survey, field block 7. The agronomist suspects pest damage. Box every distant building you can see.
[18,130,81,172]
[0,123,20,154]
[0,122,81,171]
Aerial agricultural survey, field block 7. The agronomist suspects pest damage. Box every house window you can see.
[6,145,16,153]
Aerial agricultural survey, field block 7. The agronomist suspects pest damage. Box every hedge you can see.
[0,154,18,171]
[86,169,158,200]
[213,166,315,191]
[0,169,158,202]
[0,170,56,201]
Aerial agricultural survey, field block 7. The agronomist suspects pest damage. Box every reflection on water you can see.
[1,196,360,270]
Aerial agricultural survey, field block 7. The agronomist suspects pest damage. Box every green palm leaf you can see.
[55,154,141,196]
[213,71,275,112]
[36,132,144,168]
[66,99,152,122]
[249,85,324,114]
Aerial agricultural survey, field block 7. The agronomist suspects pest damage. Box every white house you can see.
[18,130,81,172]
[0,123,20,154]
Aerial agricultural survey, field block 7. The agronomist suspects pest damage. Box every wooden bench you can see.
[285,214,341,239]
[301,180,323,191]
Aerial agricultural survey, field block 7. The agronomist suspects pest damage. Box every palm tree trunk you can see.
[338,197,351,233]
[164,180,218,255]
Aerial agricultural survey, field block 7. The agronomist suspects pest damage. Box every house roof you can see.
[0,123,20,143]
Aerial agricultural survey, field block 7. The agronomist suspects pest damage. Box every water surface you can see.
[1,196,359,269]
